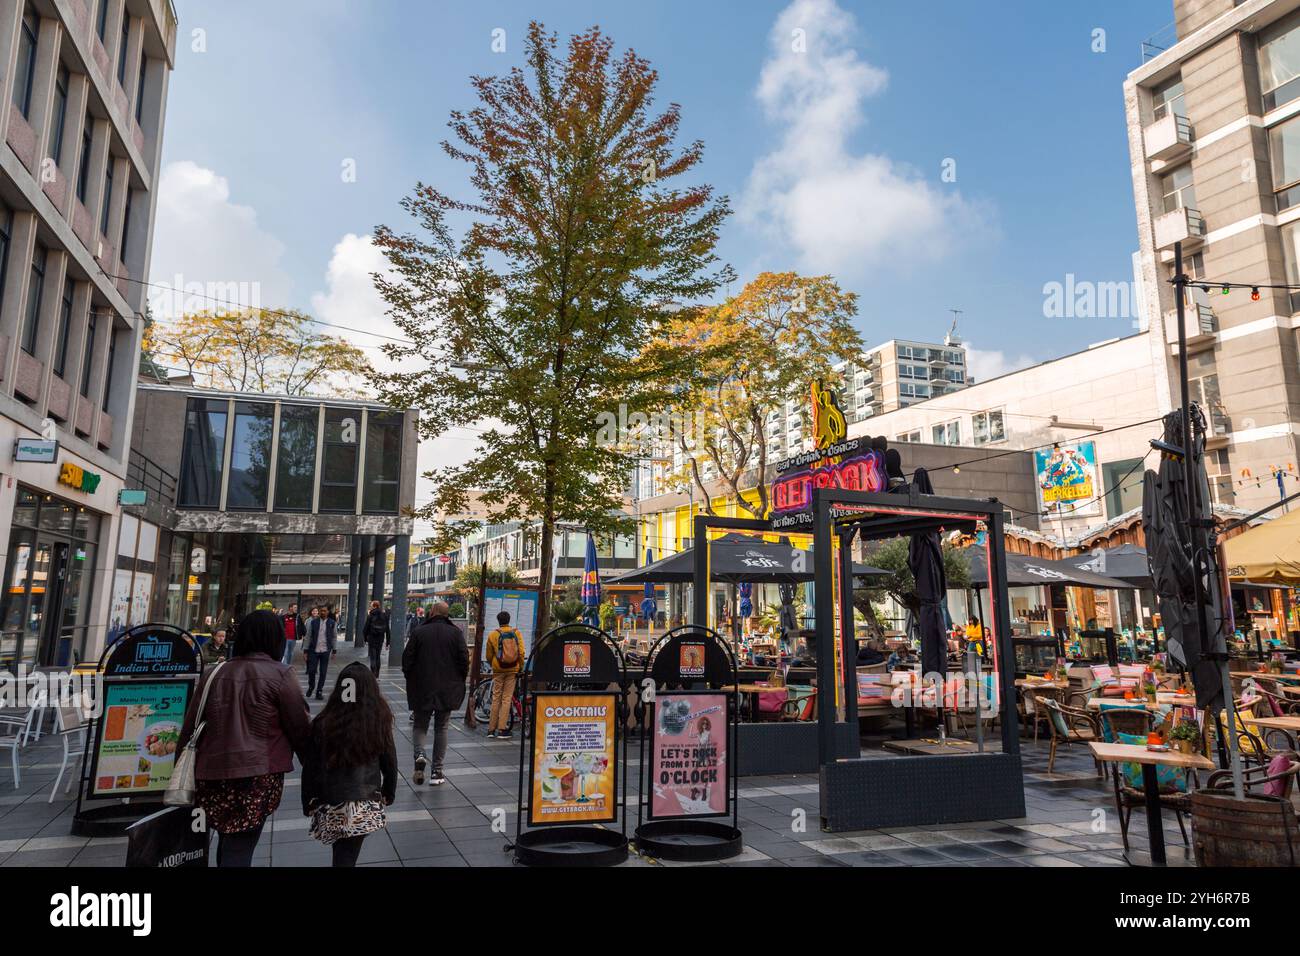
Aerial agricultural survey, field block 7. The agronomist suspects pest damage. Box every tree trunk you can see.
[536,460,557,632]
[854,592,885,642]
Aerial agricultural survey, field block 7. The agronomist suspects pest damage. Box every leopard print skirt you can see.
[309,800,387,846]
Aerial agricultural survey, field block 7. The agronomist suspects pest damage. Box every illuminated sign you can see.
[13,438,58,462]
[58,462,102,494]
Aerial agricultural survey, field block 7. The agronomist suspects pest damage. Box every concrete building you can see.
[1127,0,1300,519]
[122,383,418,655]
[0,0,174,668]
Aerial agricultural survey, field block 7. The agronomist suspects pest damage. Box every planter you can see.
[1190,789,1299,867]
[1171,739,1195,755]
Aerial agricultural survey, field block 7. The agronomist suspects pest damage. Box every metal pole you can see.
[465,561,488,727]
[813,491,836,768]
[354,543,371,648]
[345,536,359,643]
[1174,240,1243,798]
[387,534,410,667]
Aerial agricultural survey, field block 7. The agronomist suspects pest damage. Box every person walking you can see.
[176,609,310,867]
[201,628,231,667]
[401,601,468,786]
[484,610,524,739]
[363,601,389,676]
[301,662,397,867]
[281,603,304,666]
[305,607,337,701]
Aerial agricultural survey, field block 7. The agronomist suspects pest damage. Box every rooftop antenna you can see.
[945,309,963,347]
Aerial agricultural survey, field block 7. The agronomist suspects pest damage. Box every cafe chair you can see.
[1021,686,1062,745]
[781,686,817,722]
[1204,707,1272,768]
[1038,698,1102,775]
[1099,706,1196,853]
[0,704,42,788]
[49,705,89,803]
[1206,752,1300,798]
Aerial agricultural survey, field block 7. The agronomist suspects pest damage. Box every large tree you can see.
[648,272,863,518]
[372,23,729,630]
[148,308,372,396]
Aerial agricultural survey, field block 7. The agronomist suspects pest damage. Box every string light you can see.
[1251,287,1261,301]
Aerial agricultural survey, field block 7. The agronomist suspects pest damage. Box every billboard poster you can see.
[649,693,728,819]
[481,587,539,661]
[1033,440,1101,518]
[529,693,617,826]
[90,681,192,797]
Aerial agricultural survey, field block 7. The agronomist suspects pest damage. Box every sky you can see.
[151,0,1174,530]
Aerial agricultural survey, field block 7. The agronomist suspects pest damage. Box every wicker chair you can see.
[1207,752,1300,797]
[1096,705,1196,852]
[1038,698,1102,775]
[1021,686,1062,744]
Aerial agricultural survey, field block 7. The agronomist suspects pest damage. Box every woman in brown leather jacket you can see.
[177,609,311,867]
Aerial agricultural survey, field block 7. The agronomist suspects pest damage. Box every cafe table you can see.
[1231,670,1300,684]
[1085,693,1196,711]
[732,683,784,721]
[1088,742,1213,866]
[1244,714,1300,749]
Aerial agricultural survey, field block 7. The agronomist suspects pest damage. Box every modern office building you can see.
[1127,0,1300,518]
[0,0,174,668]
[118,382,418,652]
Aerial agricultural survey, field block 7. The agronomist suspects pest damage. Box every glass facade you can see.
[226,401,274,510]
[1260,11,1300,111]
[178,398,228,508]
[274,404,318,511]
[319,409,360,513]
[362,412,402,514]
[0,488,100,668]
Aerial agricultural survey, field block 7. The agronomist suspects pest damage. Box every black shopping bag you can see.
[125,805,208,868]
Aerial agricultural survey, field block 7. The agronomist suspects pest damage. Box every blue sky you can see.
[152,0,1172,512]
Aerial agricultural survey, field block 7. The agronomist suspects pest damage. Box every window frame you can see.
[22,244,47,356]
[12,7,38,121]
[53,277,74,378]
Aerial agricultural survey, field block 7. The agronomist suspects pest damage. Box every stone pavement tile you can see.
[892,830,959,848]
[5,847,80,866]
[848,833,909,851]
[933,842,1000,862]
[430,806,492,830]
[880,846,950,865]
[402,852,468,867]
[783,854,848,867]
[980,840,1040,858]
[746,838,823,860]
[802,837,861,856]
[1073,851,1128,866]
[1059,834,1126,852]
[1024,837,1082,854]
[830,850,903,867]
[1022,854,1083,867]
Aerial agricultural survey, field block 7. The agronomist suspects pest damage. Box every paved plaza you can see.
[0,648,1193,867]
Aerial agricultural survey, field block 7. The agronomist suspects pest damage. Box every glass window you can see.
[39,499,74,535]
[973,409,1006,445]
[226,402,274,510]
[12,7,37,120]
[319,409,360,512]
[117,16,129,86]
[77,123,92,204]
[101,158,114,235]
[1160,164,1196,214]
[96,0,108,41]
[932,420,961,445]
[178,399,228,509]
[12,489,37,529]
[1260,11,1300,111]
[22,244,46,356]
[103,327,116,411]
[1151,76,1185,121]
[1102,458,1144,519]
[120,189,133,260]
[362,412,403,514]
[54,278,73,378]
[52,65,69,167]
[135,51,147,123]
[1270,116,1300,212]
[274,404,319,511]
[80,311,96,396]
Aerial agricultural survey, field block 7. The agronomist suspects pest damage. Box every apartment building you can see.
[0,0,174,667]
[1127,0,1300,517]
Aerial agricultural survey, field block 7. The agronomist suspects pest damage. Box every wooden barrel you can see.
[1190,789,1298,866]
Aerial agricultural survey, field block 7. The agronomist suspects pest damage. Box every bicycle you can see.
[471,671,525,734]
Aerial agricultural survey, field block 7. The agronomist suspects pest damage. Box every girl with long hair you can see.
[301,661,398,866]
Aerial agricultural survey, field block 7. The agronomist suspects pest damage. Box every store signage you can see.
[769,380,886,530]
[528,692,618,826]
[58,461,102,494]
[649,692,728,819]
[1033,440,1101,519]
[103,627,200,677]
[562,641,592,677]
[13,438,58,463]
[118,489,147,506]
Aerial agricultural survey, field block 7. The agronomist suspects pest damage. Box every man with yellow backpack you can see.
[485,611,524,738]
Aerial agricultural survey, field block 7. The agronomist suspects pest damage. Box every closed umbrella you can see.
[738,582,753,619]
[907,467,948,678]
[640,549,657,624]
[581,532,601,627]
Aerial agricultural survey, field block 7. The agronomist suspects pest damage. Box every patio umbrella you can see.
[603,534,888,584]
[581,532,601,627]
[966,548,1133,590]
[1058,543,1154,589]
[738,582,753,618]
[640,549,657,623]
[1223,508,1300,584]
[907,467,948,677]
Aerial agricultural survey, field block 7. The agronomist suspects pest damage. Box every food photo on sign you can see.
[650,693,728,819]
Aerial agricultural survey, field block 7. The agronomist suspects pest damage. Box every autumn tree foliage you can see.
[373,23,730,628]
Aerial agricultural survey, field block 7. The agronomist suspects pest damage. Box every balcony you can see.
[1144,113,1193,163]
[1153,206,1204,251]
[928,351,949,367]
[1164,303,1216,348]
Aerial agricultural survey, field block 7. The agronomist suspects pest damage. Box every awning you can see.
[1223,509,1300,585]
[965,547,1134,590]
[1056,543,1153,589]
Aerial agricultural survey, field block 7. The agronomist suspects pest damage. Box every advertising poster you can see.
[649,693,728,819]
[1033,440,1101,518]
[481,587,540,661]
[529,693,617,826]
[90,681,191,797]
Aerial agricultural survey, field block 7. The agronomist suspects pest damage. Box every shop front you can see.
[0,485,102,667]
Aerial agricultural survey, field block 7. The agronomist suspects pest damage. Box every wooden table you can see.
[1086,694,1196,711]
[1088,742,1213,866]
[1015,679,1067,690]
[732,683,785,720]
[1232,670,1300,684]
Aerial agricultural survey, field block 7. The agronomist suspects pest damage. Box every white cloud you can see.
[148,161,293,319]
[741,0,989,272]
[963,341,1038,383]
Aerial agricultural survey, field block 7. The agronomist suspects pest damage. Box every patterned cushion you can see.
[1116,731,1186,793]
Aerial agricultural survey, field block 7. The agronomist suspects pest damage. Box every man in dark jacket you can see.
[362,601,389,676]
[304,607,336,701]
[402,601,468,785]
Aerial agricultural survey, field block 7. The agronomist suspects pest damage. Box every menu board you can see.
[528,692,617,826]
[481,588,539,660]
[90,681,191,797]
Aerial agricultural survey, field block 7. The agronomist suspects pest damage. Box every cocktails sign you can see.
[529,692,618,826]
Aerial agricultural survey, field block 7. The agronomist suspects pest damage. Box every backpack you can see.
[496,627,520,668]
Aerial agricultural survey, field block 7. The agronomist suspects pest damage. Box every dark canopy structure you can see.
[1057,543,1153,589]
[965,547,1133,590]
[606,533,886,584]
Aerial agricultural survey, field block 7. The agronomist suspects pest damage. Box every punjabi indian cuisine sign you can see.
[770,381,885,530]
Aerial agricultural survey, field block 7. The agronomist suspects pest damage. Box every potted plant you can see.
[1169,718,1199,755]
